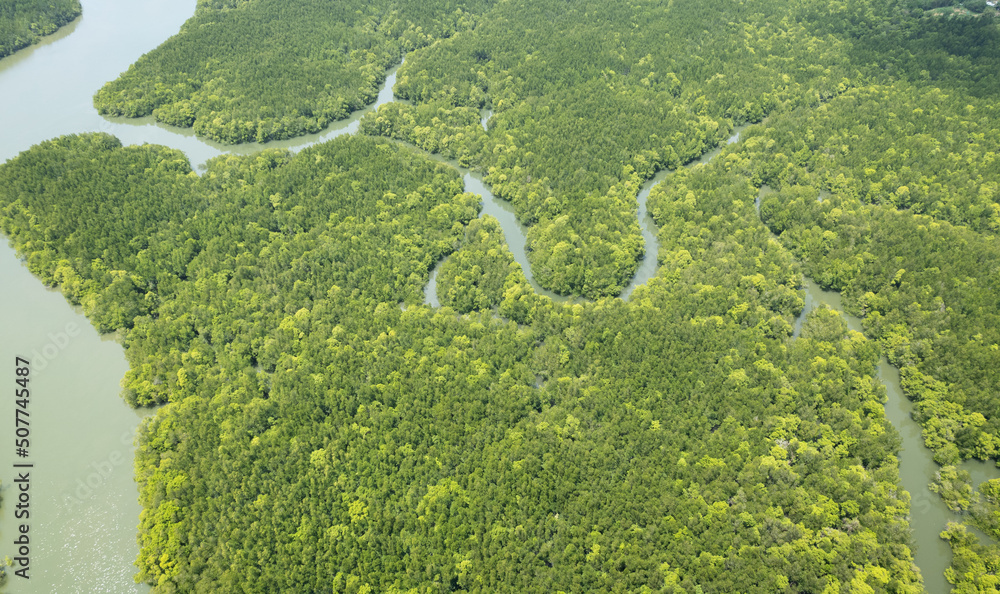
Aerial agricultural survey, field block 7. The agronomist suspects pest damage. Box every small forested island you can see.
[0,0,81,59]
[1,0,998,591]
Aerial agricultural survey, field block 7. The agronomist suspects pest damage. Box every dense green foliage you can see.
[0,134,198,330]
[974,479,1000,541]
[634,9,1000,582]
[93,0,493,144]
[713,86,1000,469]
[845,1,1000,98]
[360,0,863,298]
[624,0,1000,470]
[435,215,532,316]
[5,0,1000,589]
[741,84,1000,233]
[930,466,976,512]
[943,478,1000,592]
[940,523,1000,593]
[766,192,1000,466]
[0,133,923,591]
[99,0,868,298]
[0,0,80,58]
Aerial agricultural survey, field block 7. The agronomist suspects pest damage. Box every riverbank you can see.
[0,241,150,592]
[793,261,999,594]
[2,0,994,588]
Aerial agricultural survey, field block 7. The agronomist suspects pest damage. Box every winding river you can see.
[420,158,577,307]
[410,101,999,593]
[423,121,746,305]
[618,128,745,299]
[760,176,1000,588]
[1,1,996,591]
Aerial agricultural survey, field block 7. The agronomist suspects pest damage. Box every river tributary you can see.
[1,3,995,591]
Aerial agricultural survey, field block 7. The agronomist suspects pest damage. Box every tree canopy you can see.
[3,0,1000,588]
[0,132,923,592]
[0,0,80,58]
[93,0,494,144]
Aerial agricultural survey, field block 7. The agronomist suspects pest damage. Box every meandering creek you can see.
[420,155,577,307]
[1,1,996,590]
[618,128,745,299]
[423,123,747,305]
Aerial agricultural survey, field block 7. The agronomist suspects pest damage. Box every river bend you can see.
[2,3,996,591]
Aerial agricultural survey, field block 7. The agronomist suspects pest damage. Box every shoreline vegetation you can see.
[0,130,925,592]
[92,0,493,144]
[0,0,81,60]
[1,0,998,590]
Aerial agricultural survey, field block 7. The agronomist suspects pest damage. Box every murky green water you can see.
[0,1,415,586]
[419,120,1000,591]
[619,126,746,299]
[423,126,750,305]
[618,168,670,301]
[421,165,578,306]
[0,241,149,593]
[0,0,404,170]
[2,0,996,590]
[796,278,998,593]
[0,0,198,590]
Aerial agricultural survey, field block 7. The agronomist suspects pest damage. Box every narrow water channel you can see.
[618,168,669,300]
[0,0,405,169]
[765,176,1000,590]
[3,2,994,589]
[0,12,511,588]
[618,126,746,299]
[394,93,723,308]
[792,258,998,594]
[420,162,578,306]
[423,125,750,306]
